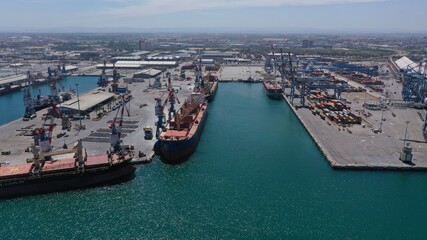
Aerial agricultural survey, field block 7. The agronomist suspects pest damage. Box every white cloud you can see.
[102,0,384,16]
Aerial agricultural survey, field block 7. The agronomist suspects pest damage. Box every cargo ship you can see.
[263,80,283,100]
[203,73,218,101]
[0,140,135,199]
[1,95,135,199]
[154,93,208,164]
[0,84,22,96]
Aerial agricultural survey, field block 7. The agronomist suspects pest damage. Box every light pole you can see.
[403,121,409,147]
[75,83,82,130]
[379,108,385,132]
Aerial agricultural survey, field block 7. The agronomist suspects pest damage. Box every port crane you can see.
[111,63,119,92]
[34,65,71,153]
[279,49,290,89]
[401,64,426,103]
[35,102,63,153]
[154,77,180,139]
[109,95,130,153]
[23,72,35,119]
[98,60,109,88]
[31,139,87,172]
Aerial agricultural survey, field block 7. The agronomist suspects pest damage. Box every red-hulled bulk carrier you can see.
[0,140,135,199]
[0,94,135,199]
[154,93,208,164]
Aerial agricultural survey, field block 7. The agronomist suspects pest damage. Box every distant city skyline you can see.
[0,0,426,33]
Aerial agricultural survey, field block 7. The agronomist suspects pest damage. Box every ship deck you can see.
[42,158,76,173]
[85,155,110,168]
[161,102,207,141]
[264,81,283,91]
[0,163,33,179]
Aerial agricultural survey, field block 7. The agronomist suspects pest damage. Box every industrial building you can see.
[138,39,152,51]
[394,56,427,103]
[223,58,252,64]
[58,90,115,115]
[201,51,234,59]
[112,56,142,62]
[96,60,177,69]
[302,40,314,48]
[64,65,78,73]
[132,68,162,79]
[201,59,214,65]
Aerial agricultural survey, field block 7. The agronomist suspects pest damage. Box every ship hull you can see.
[155,110,208,164]
[0,86,22,96]
[265,91,283,100]
[206,81,218,102]
[0,161,136,199]
[263,82,283,100]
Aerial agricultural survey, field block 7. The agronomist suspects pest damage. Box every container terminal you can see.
[0,35,426,177]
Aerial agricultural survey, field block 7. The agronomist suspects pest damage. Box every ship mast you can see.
[195,51,203,91]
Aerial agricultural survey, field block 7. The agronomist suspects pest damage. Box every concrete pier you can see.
[281,91,427,171]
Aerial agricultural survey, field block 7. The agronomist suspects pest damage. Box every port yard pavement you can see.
[282,91,427,170]
[0,68,194,166]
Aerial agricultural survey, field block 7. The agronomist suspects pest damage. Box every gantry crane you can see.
[401,64,426,103]
[109,95,130,153]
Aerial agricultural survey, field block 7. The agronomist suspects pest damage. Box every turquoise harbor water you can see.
[0,76,99,126]
[1,83,427,239]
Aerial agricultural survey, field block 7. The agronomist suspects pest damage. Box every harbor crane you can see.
[98,60,108,88]
[23,72,35,119]
[111,63,119,92]
[154,77,180,139]
[401,64,426,103]
[35,103,63,153]
[109,95,130,153]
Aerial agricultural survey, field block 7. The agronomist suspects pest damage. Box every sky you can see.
[0,0,425,33]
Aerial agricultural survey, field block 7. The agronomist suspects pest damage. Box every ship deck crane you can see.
[154,77,181,139]
[31,139,87,173]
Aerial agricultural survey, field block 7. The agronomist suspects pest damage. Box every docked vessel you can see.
[1,95,135,199]
[154,93,208,164]
[0,84,22,96]
[202,73,218,101]
[263,81,283,100]
[193,53,218,102]
[0,140,135,199]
